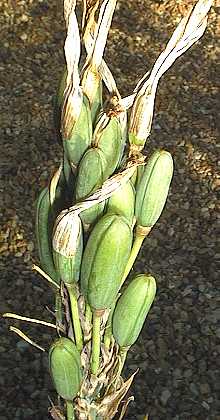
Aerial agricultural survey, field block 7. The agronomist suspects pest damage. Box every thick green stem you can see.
[91,311,101,375]
[66,284,83,352]
[104,301,117,350]
[66,400,75,420]
[120,232,145,287]
[85,302,92,325]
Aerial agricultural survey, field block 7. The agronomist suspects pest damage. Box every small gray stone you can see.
[16,340,30,352]
[200,383,211,394]
[20,33,28,41]
[160,389,171,405]
[201,401,210,410]
[189,383,199,396]
[15,278,24,286]
[206,308,220,323]
[184,369,193,378]
[173,368,182,378]
[30,390,40,399]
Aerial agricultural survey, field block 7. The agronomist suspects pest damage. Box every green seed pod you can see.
[135,150,173,228]
[81,214,133,310]
[92,115,124,177]
[49,337,82,401]
[35,166,67,285]
[106,180,135,225]
[113,274,156,347]
[35,187,59,285]
[63,94,93,170]
[75,147,107,225]
[53,212,83,285]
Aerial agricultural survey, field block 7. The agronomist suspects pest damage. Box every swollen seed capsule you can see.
[92,114,124,177]
[63,95,92,169]
[35,187,60,285]
[135,150,173,228]
[75,147,107,225]
[49,337,82,401]
[112,274,156,347]
[81,214,133,310]
[106,180,135,225]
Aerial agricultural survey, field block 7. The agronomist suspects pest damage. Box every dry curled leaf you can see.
[129,0,213,144]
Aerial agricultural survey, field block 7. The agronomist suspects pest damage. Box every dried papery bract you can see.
[99,60,121,100]
[83,9,122,118]
[64,0,77,27]
[53,217,83,285]
[81,0,117,107]
[49,163,63,206]
[53,211,81,257]
[82,0,101,43]
[62,4,81,138]
[129,0,213,149]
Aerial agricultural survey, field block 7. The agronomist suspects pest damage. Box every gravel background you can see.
[0,1,219,419]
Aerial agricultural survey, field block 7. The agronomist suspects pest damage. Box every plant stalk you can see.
[120,231,145,287]
[85,302,92,325]
[66,400,75,420]
[66,284,83,352]
[91,310,101,375]
[104,301,117,350]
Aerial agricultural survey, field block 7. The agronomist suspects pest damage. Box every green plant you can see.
[4,0,212,418]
